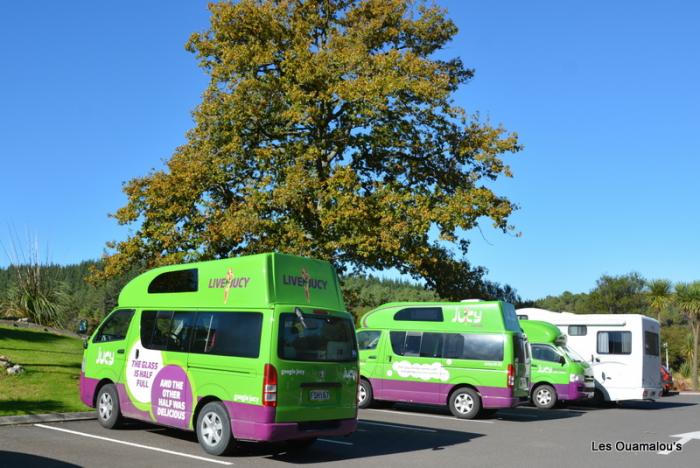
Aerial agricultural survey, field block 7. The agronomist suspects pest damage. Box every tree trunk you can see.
[693,320,700,391]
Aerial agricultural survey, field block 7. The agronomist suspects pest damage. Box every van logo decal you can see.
[95,348,115,366]
[282,268,328,303]
[388,360,450,382]
[452,308,482,324]
[208,268,251,304]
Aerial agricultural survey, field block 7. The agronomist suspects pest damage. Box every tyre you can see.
[287,437,317,451]
[196,402,236,456]
[532,384,557,409]
[96,383,122,429]
[590,388,606,406]
[448,387,481,419]
[358,378,373,409]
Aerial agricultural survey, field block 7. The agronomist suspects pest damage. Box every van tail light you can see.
[507,364,515,388]
[263,364,278,407]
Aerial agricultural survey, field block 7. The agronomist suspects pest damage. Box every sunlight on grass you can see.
[0,325,87,416]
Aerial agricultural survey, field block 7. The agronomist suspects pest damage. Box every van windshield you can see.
[562,345,585,363]
[278,313,357,362]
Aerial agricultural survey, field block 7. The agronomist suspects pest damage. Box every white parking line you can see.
[359,420,437,432]
[364,408,495,424]
[318,438,354,445]
[34,424,233,466]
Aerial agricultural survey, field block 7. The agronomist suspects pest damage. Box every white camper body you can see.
[516,308,662,402]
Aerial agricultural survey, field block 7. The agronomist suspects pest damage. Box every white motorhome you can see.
[516,308,662,402]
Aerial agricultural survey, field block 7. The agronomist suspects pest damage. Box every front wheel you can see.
[449,387,481,419]
[532,384,557,409]
[96,384,122,429]
[196,402,236,456]
[358,378,373,409]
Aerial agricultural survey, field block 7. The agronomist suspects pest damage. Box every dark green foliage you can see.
[0,261,140,330]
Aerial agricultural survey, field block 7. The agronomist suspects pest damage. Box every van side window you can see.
[420,333,444,358]
[568,325,587,336]
[93,309,134,343]
[394,307,443,322]
[140,311,194,352]
[445,334,505,361]
[404,333,422,356]
[531,344,561,363]
[597,331,631,355]
[357,331,381,351]
[390,331,407,355]
[147,269,198,294]
[192,312,262,358]
[168,312,195,352]
[644,331,659,356]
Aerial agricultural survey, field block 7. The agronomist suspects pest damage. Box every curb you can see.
[0,411,96,427]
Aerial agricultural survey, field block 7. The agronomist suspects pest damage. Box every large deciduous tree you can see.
[92,0,521,299]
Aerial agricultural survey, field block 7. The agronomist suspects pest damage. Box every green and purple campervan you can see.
[356,300,531,419]
[80,253,359,455]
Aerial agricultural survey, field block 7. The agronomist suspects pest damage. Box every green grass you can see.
[0,325,87,416]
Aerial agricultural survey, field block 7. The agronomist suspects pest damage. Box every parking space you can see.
[1,395,699,468]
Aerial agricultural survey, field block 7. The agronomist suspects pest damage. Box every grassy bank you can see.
[0,325,86,416]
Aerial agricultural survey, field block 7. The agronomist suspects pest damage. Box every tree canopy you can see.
[91,0,521,299]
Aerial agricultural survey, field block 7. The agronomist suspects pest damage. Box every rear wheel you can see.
[358,378,373,409]
[449,387,481,419]
[96,384,122,429]
[532,384,557,409]
[196,402,236,456]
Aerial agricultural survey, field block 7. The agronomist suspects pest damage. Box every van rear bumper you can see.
[233,417,357,442]
[224,401,356,442]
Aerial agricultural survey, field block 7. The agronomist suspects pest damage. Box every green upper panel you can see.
[118,253,345,311]
[359,300,521,333]
[519,320,563,345]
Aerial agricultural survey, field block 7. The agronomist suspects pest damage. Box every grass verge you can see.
[0,325,86,416]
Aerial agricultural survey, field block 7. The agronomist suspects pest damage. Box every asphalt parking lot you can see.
[1,394,699,468]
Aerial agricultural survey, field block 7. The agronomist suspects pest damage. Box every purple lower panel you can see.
[553,382,589,402]
[79,373,99,407]
[223,402,356,442]
[369,378,517,409]
[116,383,153,421]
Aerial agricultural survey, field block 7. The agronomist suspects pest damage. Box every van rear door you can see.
[642,318,662,396]
[512,334,530,397]
[274,308,358,423]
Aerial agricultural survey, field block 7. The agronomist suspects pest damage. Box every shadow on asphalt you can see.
[0,451,81,468]
[566,398,697,412]
[116,417,482,463]
[375,402,584,422]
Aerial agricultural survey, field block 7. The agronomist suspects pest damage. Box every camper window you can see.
[568,325,587,336]
[597,331,631,355]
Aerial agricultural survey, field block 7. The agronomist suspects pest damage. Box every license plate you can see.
[310,390,330,401]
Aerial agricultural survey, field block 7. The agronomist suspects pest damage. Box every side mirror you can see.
[78,319,88,335]
[82,339,88,350]
[559,355,566,366]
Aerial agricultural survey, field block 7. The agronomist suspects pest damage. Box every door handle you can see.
[388,355,392,362]
[368,356,376,360]
[117,349,125,355]
[135,348,140,359]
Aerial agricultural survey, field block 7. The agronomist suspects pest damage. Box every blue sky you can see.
[1,1,698,300]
